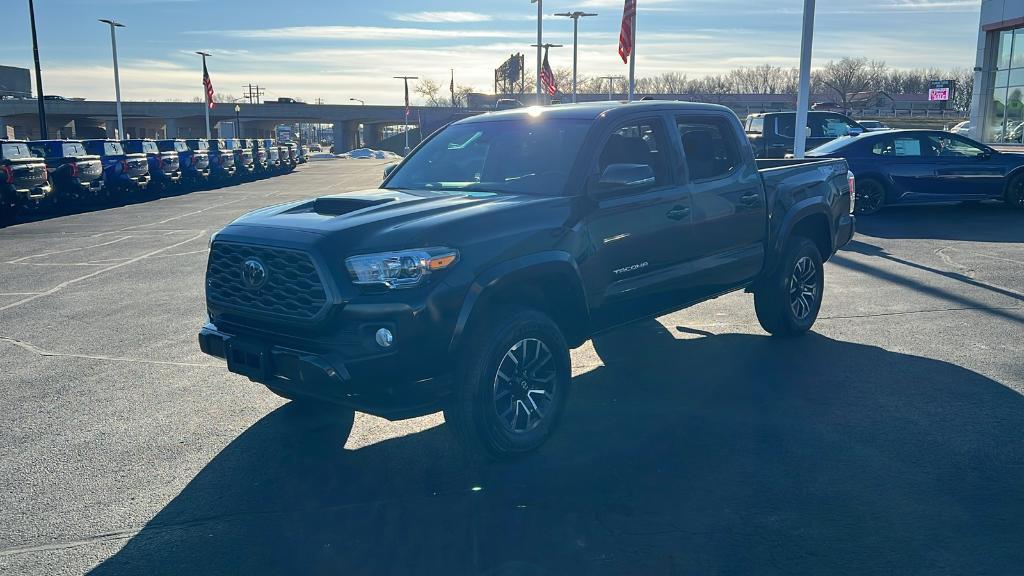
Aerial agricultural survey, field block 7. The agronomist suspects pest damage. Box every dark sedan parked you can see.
[806,129,1024,215]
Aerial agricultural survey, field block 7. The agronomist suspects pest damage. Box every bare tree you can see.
[415,79,446,107]
[819,57,886,111]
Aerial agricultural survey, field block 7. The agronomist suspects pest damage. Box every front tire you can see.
[1006,173,1024,210]
[754,237,825,337]
[855,177,886,216]
[444,308,571,460]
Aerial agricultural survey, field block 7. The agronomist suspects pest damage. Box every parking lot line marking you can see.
[0,230,207,312]
[0,292,41,296]
[0,336,221,368]
[6,236,132,264]
[7,261,112,267]
[90,199,241,237]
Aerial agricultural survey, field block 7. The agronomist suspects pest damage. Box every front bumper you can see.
[199,322,448,419]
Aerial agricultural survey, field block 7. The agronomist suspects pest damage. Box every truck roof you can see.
[457,100,736,125]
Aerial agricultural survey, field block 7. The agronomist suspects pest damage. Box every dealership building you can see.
[972,0,1024,144]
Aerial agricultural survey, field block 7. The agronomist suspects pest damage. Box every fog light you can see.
[375,328,394,348]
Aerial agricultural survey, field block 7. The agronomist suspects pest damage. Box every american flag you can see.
[618,0,636,64]
[540,48,557,96]
[404,79,410,119]
[202,60,215,109]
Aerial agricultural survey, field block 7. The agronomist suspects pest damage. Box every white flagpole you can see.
[628,3,636,102]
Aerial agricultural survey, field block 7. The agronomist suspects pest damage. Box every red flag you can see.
[618,0,636,64]
[540,48,557,96]
[203,60,216,109]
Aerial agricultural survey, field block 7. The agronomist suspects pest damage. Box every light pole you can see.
[393,76,418,155]
[554,11,597,104]
[598,75,624,101]
[793,0,816,159]
[531,0,542,104]
[99,19,125,139]
[349,98,365,105]
[28,0,47,139]
[234,104,241,139]
[196,51,212,139]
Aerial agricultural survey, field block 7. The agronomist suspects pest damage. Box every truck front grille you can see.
[206,242,328,321]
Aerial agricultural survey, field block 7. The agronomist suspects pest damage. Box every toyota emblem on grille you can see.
[241,258,268,290]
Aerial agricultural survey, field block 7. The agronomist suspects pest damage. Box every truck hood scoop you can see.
[309,196,395,216]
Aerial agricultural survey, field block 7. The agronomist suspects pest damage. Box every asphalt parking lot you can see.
[1,160,1022,575]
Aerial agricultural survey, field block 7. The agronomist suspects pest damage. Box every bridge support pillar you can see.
[0,117,11,140]
[163,119,179,139]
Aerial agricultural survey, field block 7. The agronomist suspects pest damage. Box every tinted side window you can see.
[598,118,672,188]
[923,134,988,157]
[677,115,741,182]
[810,115,856,138]
[871,136,923,157]
[775,115,795,138]
[746,117,763,134]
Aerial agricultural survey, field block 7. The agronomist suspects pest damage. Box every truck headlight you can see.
[345,247,458,289]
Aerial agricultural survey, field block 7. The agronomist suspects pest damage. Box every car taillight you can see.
[2,165,12,185]
[69,162,80,178]
[121,159,129,173]
[847,170,856,214]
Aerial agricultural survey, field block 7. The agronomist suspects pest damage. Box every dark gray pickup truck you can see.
[199,101,855,459]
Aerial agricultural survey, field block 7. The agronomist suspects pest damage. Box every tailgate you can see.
[76,157,104,181]
[127,154,149,177]
[9,159,49,188]
[161,153,180,173]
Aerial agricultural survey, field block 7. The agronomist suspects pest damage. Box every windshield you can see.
[2,143,32,160]
[62,143,87,157]
[387,119,591,195]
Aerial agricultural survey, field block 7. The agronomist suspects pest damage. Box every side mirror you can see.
[383,163,398,179]
[591,163,656,196]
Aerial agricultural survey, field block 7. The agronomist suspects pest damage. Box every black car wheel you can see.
[445,307,571,460]
[855,177,886,216]
[1006,173,1024,210]
[754,237,824,337]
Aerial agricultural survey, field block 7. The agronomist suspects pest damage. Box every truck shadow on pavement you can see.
[89,322,1024,576]
[854,201,1024,243]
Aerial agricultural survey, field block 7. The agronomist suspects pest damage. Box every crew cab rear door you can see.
[582,114,693,329]
[676,112,767,291]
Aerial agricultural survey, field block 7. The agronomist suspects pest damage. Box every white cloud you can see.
[210,25,529,41]
[393,11,492,23]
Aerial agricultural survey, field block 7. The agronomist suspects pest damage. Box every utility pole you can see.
[99,19,125,139]
[28,0,47,139]
[531,0,542,104]
[555,11,597,104]
[394,76,418,155]
[242,83,264,104]
[599,75,624,101]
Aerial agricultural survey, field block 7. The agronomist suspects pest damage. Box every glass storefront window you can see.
[1014,29,1024,69]
[998,30,1013,69]
[987,27,1024,143]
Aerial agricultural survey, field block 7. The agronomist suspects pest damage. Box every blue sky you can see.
[3,0,981,105]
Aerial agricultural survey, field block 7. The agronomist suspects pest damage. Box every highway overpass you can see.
[0,99,472,151]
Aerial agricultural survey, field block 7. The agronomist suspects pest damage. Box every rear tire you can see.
[854,177,886,216]
[444,308,571,460]
[1005,173,1024,210]
[754,237,825,337]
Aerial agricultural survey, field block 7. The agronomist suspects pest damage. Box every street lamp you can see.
[554,11,597,104]
[793,0,816,158]
[234,104,241,139]
[531,0,543,104]
[28,0,47,139]
[99,19,125,139]
[349,98,365,105]
[195,51,212,139]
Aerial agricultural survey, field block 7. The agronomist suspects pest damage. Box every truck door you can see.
[676,113,767,292]
[582,115,693,329]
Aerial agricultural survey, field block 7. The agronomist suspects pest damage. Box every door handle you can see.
[666,205,690,220]
[740,192,761,205]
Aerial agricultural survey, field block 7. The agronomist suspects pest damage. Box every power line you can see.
[242,83,264,104]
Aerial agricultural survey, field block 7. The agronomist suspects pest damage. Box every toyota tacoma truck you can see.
[199,102,855,458]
